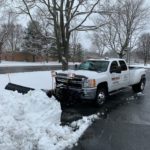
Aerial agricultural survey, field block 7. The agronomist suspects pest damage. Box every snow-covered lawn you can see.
[0,61,78,67]
[0,71,99,150]
[130,63,150,69]
[0,61,61,67]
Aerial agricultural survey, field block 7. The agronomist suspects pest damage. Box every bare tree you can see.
[0,9,18,62]
[70,30,78,63]
[0,0,9,62]
[69,20,84,62]
[137,33,150,65]
[34,10,57,62]
[95,0,149,58]
[14,0,106,70]
[91,32,106,57]
[3,24,24,52]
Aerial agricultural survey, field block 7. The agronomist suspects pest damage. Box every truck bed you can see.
[129,66,144,70]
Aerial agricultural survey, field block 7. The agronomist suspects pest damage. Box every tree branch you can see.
[69,0,100,32]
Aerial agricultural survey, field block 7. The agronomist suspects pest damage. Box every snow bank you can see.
[0,90,61,150]
[0,90,98,150]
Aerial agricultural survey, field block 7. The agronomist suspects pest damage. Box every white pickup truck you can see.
[53,58,146,106]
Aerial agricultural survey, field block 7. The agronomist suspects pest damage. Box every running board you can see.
[109,87,129,96]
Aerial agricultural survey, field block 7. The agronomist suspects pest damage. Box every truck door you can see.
[119,60,129,88]
[109,61,121,91]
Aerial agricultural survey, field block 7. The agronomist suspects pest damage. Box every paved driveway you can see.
[67,69,150,150]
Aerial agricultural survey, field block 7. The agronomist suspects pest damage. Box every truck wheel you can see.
[132,78,146,93]
[95,88,107,106]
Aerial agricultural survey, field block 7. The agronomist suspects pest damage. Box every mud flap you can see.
[5,83,34,94]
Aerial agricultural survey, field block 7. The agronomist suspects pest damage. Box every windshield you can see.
[78,60,109,72]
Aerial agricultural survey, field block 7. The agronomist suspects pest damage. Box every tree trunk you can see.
[0,51,1,63]
[0,42,3,63]
[61,42,69,70]
[58,50,62,63]
[61,51,69,70]
[12,52,14,61]
[119,52,124,58]
[144,55,147,66]
[45,51,49,63]
[62,58,68,70]
[33,55,35,62]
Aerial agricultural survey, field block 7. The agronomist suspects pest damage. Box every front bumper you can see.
[54,86,97,101]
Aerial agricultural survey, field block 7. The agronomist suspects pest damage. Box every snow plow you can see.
[5,83,34,94]
[5,83,53,97]
[4,71,57,98]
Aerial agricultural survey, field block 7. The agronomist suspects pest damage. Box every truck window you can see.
[78,61,109,72]
[110,61,119,73]
[119,61,127,71]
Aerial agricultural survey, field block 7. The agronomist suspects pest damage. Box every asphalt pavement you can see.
[0,65,74,74]
[62,69,150,150]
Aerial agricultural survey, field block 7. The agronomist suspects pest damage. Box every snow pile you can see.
[0,90,98,150]
[0,90,61,149]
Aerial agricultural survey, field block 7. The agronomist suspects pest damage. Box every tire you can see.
[132,78,146,93]
[95,88,107,106]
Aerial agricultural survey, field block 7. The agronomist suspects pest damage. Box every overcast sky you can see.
[8,0,150,50]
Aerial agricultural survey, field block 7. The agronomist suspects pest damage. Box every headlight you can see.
[68,73,75,79]
[83,79,96,88]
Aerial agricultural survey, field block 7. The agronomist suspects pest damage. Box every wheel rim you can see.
[97,91,105,105]
[141,81,145,91]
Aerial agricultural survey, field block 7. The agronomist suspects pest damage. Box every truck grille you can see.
[56,73,87,89]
